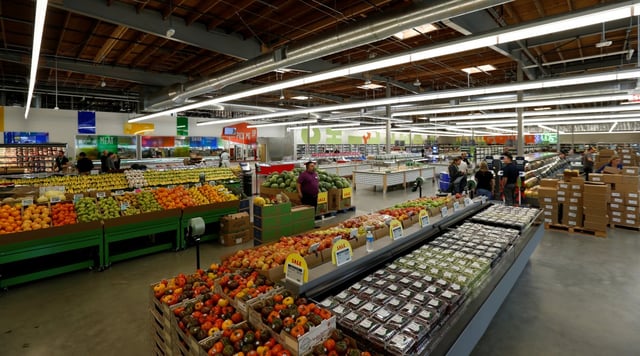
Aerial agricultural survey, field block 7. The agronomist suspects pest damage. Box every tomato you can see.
[290,325,305,338]
[231,312,243,324]
[324,339,336,351]
[282,297,294,306]
[273,294,284,303]
[230,329,244,343]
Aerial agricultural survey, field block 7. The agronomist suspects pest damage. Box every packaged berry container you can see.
[427,297,448,316]
[385,283,401,294]
[386,313,410,328]
[409,271,423,280]
[416,307,441,326]
[348,282,365,294]
[346,295,367,309]
[358,301,380,316]
[354,317,378,336]
[402,319,430,339]
[398,288,415,300]
[435,278,449,289]
[339,310,364,329]
[330,304,350,319]
[371,292,391,306]
[359,286,378,300]
[440,290,462,305]
[409,280,427,292]
[334,290,352,303]
[369,324,397,350]
[412,292,429,306]
[399,302,420,317]
[398,277,413,287]
[386,297,404,310]
[386,332,416,356]
[384,274,400,283]
[425,284,442,298]
[318,297,338,310]
[372,306,394,323]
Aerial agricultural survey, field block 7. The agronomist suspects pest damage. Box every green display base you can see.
[102,209,182,267]
[179,202,239,249]
[0,222,103,288]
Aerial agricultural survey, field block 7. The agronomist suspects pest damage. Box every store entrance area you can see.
[0,183,639,355]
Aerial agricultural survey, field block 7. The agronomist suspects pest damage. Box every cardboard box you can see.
[626,205,639,213]
[540,179,559,187]
[626,213,638,220]
[602,174,623,184]
[557,196,567,203]
[568,197,582,205]
[254,201,292,218]
[610,210,623,218]
[220,212,251,233]
[563,171,579,181]
[584,182,611,194]
[558,182,570,190]
[542,203,558,211]
[570,183,583,191]
[253,226,285,243]
[557,190,567,197]
[627,197,639,207]
[540,196,556,204]
[584,221,608,231]
[611,197,625,204]
[626,192,639,199]
[584,214,609,225]
[604,166,621,174]
[291,206,315,220]
[589,173,604,183]
[565,218,583,227]
[615,183,639,193]
[570,191,583,198]
[609,203,624,211]
[600,149,616,156]
[571,177,585,184]
[220,229,252,246]
[254,214,289,230]
[621,166,639,176]
[562,206,583,225]
[538,187,558,198]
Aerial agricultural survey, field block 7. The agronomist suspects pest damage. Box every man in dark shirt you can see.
[99,150,109,173]
[76,152,94,175]
[582,147,595,180]
[297,161,319,210]
[54,150,69,172]
[500,153,519,206]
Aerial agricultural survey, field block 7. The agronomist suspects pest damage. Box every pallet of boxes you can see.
[539,175,607,237]
[219,212,253,246]
[591,165,640,230]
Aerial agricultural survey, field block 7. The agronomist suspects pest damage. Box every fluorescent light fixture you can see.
[533,106,551,111]
[538,125,565,134]
[291,95,310,100]
[133,129,155,135]
[395,94,631,116]
[192,69,640,126]
[485,126,518,133]
[247,118,317,128]
[461,64,497,74]
[131,2,640,123]
[357,83,385,90]
[24,0,48,119]
[393,23,439,40]
[286,123,361,131]
[331,125,387,131]
[609,122,618,132]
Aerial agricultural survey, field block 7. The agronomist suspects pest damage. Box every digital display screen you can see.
[223,127,237,136]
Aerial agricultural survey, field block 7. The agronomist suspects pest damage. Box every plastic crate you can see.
[439,172,450,182]
[439,181,450,192]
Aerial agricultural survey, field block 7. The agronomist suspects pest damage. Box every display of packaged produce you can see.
[402,319,431,339]
[470,205,539,230]
[386,297,404,310]
[340,310,364,328]
[358,301,380,316]
[370,324,397,349]
[355,317,378,335]
[386,313,410,328]
[371,292,391,306]
[372,307,394,323]
[416,307,441,326]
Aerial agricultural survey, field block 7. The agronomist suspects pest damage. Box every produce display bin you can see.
[103,209,182,267]
[179,201,240,249]
[0,221,103,288]
[353,166,436,194]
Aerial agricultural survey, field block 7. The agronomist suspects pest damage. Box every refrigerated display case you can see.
[0,143,67,174]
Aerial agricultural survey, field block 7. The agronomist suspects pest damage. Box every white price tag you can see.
[22,198,33,206]
[453,202,460,212]
[50,196,61,203]
[350,228,358,238]
[335,247,352,267]
[195,183,202,188]
[420,214,430,227]
[73,194,84,202]
[308,242,320,253]
[464,197,472,206]
[391,225,403,240]
[167,185,175,189]
[481,195,487,204]
[441,206,448,217]
[285,263,304,285]
[96,192,106,199]
[113,190,124,196]
[332,235,342,244]
[120,202,129,211]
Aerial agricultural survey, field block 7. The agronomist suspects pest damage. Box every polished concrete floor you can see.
[1,181,639,355]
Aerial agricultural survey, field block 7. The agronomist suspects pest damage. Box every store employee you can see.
[297,161,319,209]
[54,150,69,172]
[596,156,623,173]
[500,153,518,206]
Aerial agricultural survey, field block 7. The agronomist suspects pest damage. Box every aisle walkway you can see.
[0,181,638,355]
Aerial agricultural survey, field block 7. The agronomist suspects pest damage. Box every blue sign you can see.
[4,132,49,144]
[189,136,217,148]
[78,111,96,134]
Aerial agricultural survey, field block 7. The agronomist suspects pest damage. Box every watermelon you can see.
[279,183,286,188]
[270,183,279,188]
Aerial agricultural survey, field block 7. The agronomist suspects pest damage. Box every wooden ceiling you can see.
[0,0,637,115]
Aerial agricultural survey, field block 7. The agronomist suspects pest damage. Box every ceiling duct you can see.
[145,0,510,110]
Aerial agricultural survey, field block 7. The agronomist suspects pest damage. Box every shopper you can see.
[500,153,518,206]
[582,146,595,180]
[448,157,466,194]
[475,161,494,200]
[596,156,623,173]
[297,161,319,209]
[99,150,110,173]
[112,153,121,171]
[54,150,69,172]
[220,150,231,167]
[460,152,471,174]
[75,152,94,175]
[105,152,116,172]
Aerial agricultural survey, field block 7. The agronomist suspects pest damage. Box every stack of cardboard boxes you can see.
[220,212,252,246]
[539,179,560,225]
[587,166,639,229]
[620,148,638,167]
[560,178,584,228]
[594,149,617,172]
[583,183,611,231]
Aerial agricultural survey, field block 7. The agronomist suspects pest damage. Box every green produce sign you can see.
[97,135,118,154]
[177,116,189,136]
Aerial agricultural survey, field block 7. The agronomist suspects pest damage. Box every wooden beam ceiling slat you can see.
[185,0,222,26]
[207,0,255,31]
[93,25,128,63]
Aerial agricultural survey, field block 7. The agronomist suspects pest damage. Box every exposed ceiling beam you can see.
[56,12,72,56]
[162,0,188,20]
[525,18,637,47]
[115,33,149,65]
[186,0,222,26]
[94,25,128,63]
[50,0,262,60]
[76,19,101,58]
[0,48,188,86]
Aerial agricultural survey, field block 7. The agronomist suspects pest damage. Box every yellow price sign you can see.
[331,239,353,266]
[342,187,352,199]
[284,253,308,285]
[389,219,404,240]
[317,191,328,205]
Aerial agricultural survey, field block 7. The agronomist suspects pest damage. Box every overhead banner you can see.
[97,135,118,154]
[123,123,155,135]
[221,122,257,144]
[177,116,188,136]
[77,111,96,134]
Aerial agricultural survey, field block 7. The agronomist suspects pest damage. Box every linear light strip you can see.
[453,117,640,128]
[24,0,48,119]
[286,123,361,131]
[454,112,640,126]
[246,118,317,128]
[193,69,640,126]
[131,2,640,123]
[400,94,631,117]
[609,122,619,132]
